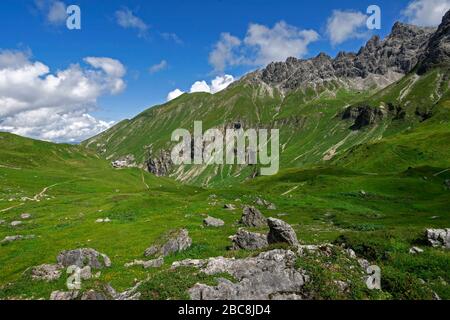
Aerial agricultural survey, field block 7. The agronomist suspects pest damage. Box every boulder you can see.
[31,264,63,281]
[81,290,108,300]
[50,290,79,300]
[240,206,267,227]
[230,229,268,250]
[57,248,112,269]
[144,229,192,257]
[10,221,22,227]
[267,218,299,246]
[203,216,225,227]
[425,228,450,248]
[177,249,308,300]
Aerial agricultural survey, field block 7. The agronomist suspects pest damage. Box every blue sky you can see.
[0,0,449,142]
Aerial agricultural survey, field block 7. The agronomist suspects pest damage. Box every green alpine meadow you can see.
[0,2,449,301]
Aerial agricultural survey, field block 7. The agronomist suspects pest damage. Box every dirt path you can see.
[0,203,24,213]
[141,171,150,190]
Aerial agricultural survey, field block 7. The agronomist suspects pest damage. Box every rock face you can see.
[425,229,450,248]
[250,21,436,92]
[342,105,385,130]
[31,264,63,281]
[56,248,112,269]
[146,150,173,176]
[203,216,225,227]
[180,250,308,300]
[230,229,268,250]
[144,229,192,257]
[418,10,450,74]
[240,206,267,227]
[267,218,299,246]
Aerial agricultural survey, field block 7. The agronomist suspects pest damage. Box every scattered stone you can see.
[409,246,424,254]
[111,155,136,169]
[240,206,267,227]
[425,228,450,248]
[255,197,277,210]
[171,259,206,269]
[50,290,79,300]
[178,249,308,300]
[57,248,112,269]
[1,234,35,244]
[203,216,225,227]
[20,213,32,219]
[10,221,22,227]
[125,257,164,269]
[267,218,299,246]
[96,218,111,223]
[334,280,350,293]
[31,264,63,282]
[230,229,268,250]
[223,204,236,210]
[144,229,192,257]
[358,258,370,270]
[345,248,357,259]
[0,219,5,225]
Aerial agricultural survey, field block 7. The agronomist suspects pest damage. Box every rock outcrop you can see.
[240,206,267,227]
[31,264,63,282]
[144,229,192,257]
[146,150,173,176]
[230,229,268,250]
[1,235,35,244]
[342,105,385,130]
[174,249,308,300]
[57,248,112,269]
[111,155,137,168]
[425,228,450,248]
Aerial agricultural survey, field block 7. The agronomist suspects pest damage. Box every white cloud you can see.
[167,89,184,101]
[161,33,183,45]
[0,50,126,142]
[149,60,168,74]
[190,81,211,93]
[326,10,369,46]
[209,22,319,72]
[34,0,67,26]
[402,0,450,26]
[115,8,149,37]
[166,75,235,101]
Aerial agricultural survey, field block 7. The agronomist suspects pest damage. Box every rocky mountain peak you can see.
[247,17,442,93]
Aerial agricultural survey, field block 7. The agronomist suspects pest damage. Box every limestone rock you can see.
[409,246,424,254]
[425,228,450,248]
[144,229,192,257]
[10,221,22,227]
[230,229,268,250]
[1,234,35,244]
[223,204,236,210]
[240,206,267,227]
[267,218,299,246]
[81,290,108,300]
[50,290,79,300]
[57,248,112,269]
[183,249,308,300]
[31,264,63,282]
[20,213,32,219]
[203,216,225,227]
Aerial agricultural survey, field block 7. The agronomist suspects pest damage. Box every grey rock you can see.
[112,154,136,169]
[31,264,63,281]
[409,246,424,254]
[20,213,32,219]
[1,234,35,244]
[125,257,164,269]
[81,290,108,300]
[50,290,79,300]
[342,105,385,130]
[223,204,236,210]
[183,249,308,300]
[240,206,267,227]
[203,216,225,227]
[79,266,92,280]
[425,228,450,248]
[255,197,277,210]
[171,259,207,269]
[267,218,299,246]
[0,219,5,225]
[230,229,268,250]
[144,229,192,257]
[10,221,22,227]
[146,150,173,176]
[57,248,112,269]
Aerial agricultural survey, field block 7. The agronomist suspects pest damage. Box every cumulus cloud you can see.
[34,0,67,26]
[209,22,319,72]
[149,60,168,74]
[0,50,126,142]
[166,75,235,101]
[115,8,149,37]
[402,0,450,26]
[326,10,369,46]
[166,89,185,101]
